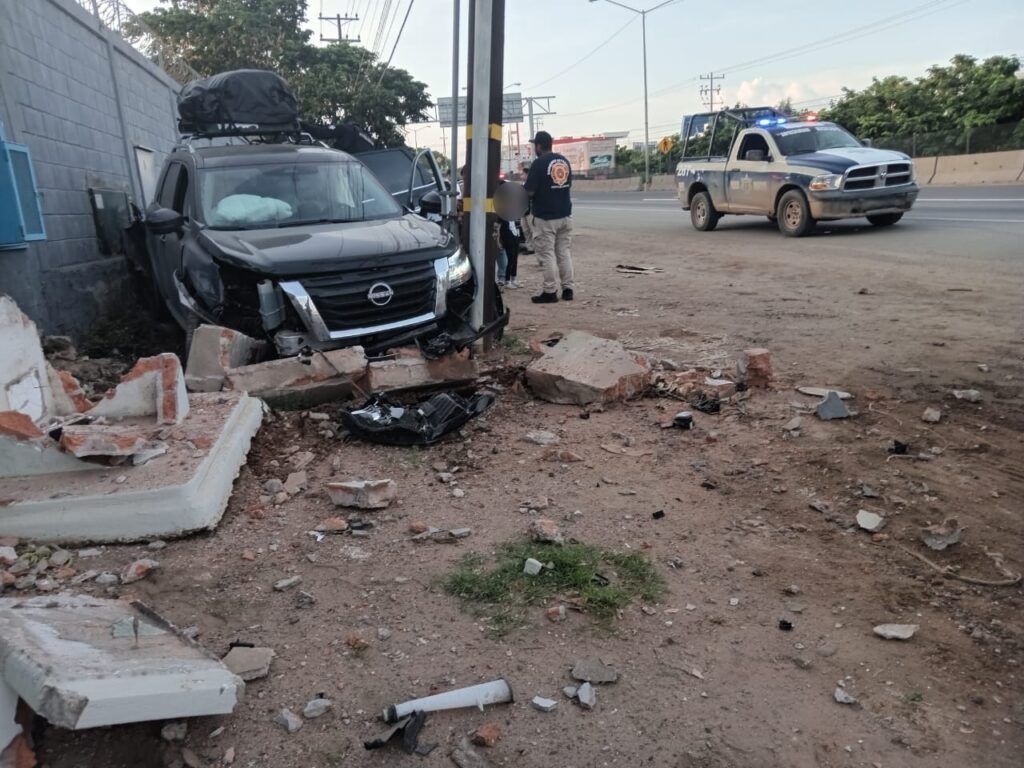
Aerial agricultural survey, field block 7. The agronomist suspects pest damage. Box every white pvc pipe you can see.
[383,678,513,723]
[468,0,493,337]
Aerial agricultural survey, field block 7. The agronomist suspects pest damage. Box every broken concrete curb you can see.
[526,331,651,405]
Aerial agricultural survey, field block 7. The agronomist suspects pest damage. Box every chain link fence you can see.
[869,121,1024,157]
[74,0,202,84]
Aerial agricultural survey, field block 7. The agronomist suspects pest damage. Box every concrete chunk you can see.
[0,595,242,729]
[873,623,919,641]
[89,353,190,425]
[741,348,772,388]
[0,296,55,423]
[224,347,367,409]
[324,479,397,509]
[856,509,887,532]
[222,646,275,681]
[526,331,650,405]
[185,325,263,393]
[366,348,478,393]
[816,391,851,420]
[59,424,149,458]
[571,657,619,684]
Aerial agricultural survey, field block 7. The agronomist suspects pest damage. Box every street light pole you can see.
[590,0,675,187]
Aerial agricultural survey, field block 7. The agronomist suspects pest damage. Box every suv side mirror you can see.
[744,149,766,162]
[146,206,184,236]
[860,138,873,148]
[419,189,443,216]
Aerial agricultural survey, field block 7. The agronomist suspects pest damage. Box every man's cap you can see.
[530,130,553,145]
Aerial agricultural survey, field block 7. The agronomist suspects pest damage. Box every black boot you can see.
[531,292,559,304]
[561,288,574,301]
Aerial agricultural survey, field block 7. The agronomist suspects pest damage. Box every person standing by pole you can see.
[524,131,574,303]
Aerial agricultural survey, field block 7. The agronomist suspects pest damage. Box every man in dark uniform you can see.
[523,131,574,303]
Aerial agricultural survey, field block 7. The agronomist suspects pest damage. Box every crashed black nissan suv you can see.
[143,142,474,357]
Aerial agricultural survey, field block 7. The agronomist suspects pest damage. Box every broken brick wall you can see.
[0,0,180,338]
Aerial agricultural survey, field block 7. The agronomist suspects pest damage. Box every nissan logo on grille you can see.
[367,282,395,306]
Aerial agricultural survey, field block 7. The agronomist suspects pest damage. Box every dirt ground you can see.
[29,217,1023,768]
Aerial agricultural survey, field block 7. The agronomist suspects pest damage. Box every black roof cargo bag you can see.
[178,69,299,135]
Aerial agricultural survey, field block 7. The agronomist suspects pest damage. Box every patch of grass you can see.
[905,691,924,703]
[442,540,665,635]
[498,334,531,356]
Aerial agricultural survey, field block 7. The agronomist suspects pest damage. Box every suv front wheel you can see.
[777,190,815,237]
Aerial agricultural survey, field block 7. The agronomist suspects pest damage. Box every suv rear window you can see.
[198,161,401,229]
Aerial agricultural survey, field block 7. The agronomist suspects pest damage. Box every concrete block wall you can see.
[0,0,180,337]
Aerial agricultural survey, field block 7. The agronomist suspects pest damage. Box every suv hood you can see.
[785,147,911,175]
[199,215,453,277]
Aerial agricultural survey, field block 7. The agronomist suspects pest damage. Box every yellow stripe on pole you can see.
[489,123,502,141]
[463,197,496,213]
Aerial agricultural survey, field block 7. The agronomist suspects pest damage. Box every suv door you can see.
[148,161,190,314]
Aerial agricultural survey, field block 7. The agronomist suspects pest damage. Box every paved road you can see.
[572,185,1024,261]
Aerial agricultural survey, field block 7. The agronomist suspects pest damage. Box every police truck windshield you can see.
[772,125,863,156]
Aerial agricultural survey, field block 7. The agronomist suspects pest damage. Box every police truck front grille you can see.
[301,262,437,332]
[843,163,913,191]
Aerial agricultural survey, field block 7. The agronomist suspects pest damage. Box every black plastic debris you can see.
[652,510,666,520]
[342,392,494,447]
[888,439,909,455]
[673,411,694,429]
[778,619,794,631]
[691,393,721,414]
[364,710,426,752]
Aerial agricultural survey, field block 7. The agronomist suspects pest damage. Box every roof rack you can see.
[679,106,790,161]
[173,123,325,153]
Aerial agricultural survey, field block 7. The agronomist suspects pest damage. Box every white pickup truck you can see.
[675,108,919,236]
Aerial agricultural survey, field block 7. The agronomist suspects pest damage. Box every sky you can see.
[129,0,1023,154]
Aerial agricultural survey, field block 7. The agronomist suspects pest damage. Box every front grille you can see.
[301,260,437,332]
[842,163,913,191]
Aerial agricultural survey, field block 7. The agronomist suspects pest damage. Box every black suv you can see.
[143,141,475,356]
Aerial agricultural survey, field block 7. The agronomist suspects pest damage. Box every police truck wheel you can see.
[690,191,719,232]
[777,190,815,237]
[867,213,903,227]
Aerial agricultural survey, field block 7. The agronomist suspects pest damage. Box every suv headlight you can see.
[446,248,472,287]
[808,174,843,191]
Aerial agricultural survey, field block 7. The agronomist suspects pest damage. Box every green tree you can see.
[137,0,431,145]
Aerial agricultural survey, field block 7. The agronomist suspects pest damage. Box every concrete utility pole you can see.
[449,0,460,194]
[318,13,359,42]
[700,72,724,112]
[465,0,505,346]
[589,0,676,187]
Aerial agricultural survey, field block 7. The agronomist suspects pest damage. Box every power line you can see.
[377,0,414,86]
[556,0,964,119]
[524,16,638,91]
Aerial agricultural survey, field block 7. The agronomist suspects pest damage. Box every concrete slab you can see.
[225,347,367,409]
[365,350,478,393]
[0,393,263,544]
[0,296,54,423]
[526,331,651,405]
[185,325,264,393]
[0,595,243,730]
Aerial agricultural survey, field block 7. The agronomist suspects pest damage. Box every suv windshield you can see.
[772,125,862,156]
[199,161,401,229]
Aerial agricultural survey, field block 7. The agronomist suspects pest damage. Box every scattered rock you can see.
[283,471,307,495]
[816,391,851,421]
[562,685,578,699]
[121,558,159,584]
[376,627,392,641]
[528,518,564,545]
[289,450,315,470]
[576,682,596,710]
[855,510,887,533]
[315,516,349,534]
[783,584,801,596]
[531,696,558,712]
[452,488,466,499]
[181,747,202,768]
[472,722,501,747]
[782,417,803,434]
[325,479,397,509]
[303,697,332,719]
[449,527,472,539]
[160,722,187,742]
[95,572,119,586]
[146,540,167,551]
[262,478,284,494]
[977,363,990,373]
[523,558,543,576]
[408,521,430,534]
[834,688,858,705]
[873,624,919,641]
[543,447,584,462]
[524,430,559,446]
[14,575,36,590]
[797,386,852,400]
[0,546,16,567]
[71,569,99,584]
[546,605,567,622]
[921,518,963,551]
[273,707,303,733]
[273,575,302,591]
[223,746,235,765]
[809,499,832,515]
[952,389,982,403]
[48,549,72,566]
[921,407,942,423]
[451,741,493,768]
[571,657,619,684]
[740,347,772,388]
[222,646,275,681]
[792,657,813,670]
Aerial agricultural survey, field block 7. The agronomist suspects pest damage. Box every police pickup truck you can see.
[675,108,918,236]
